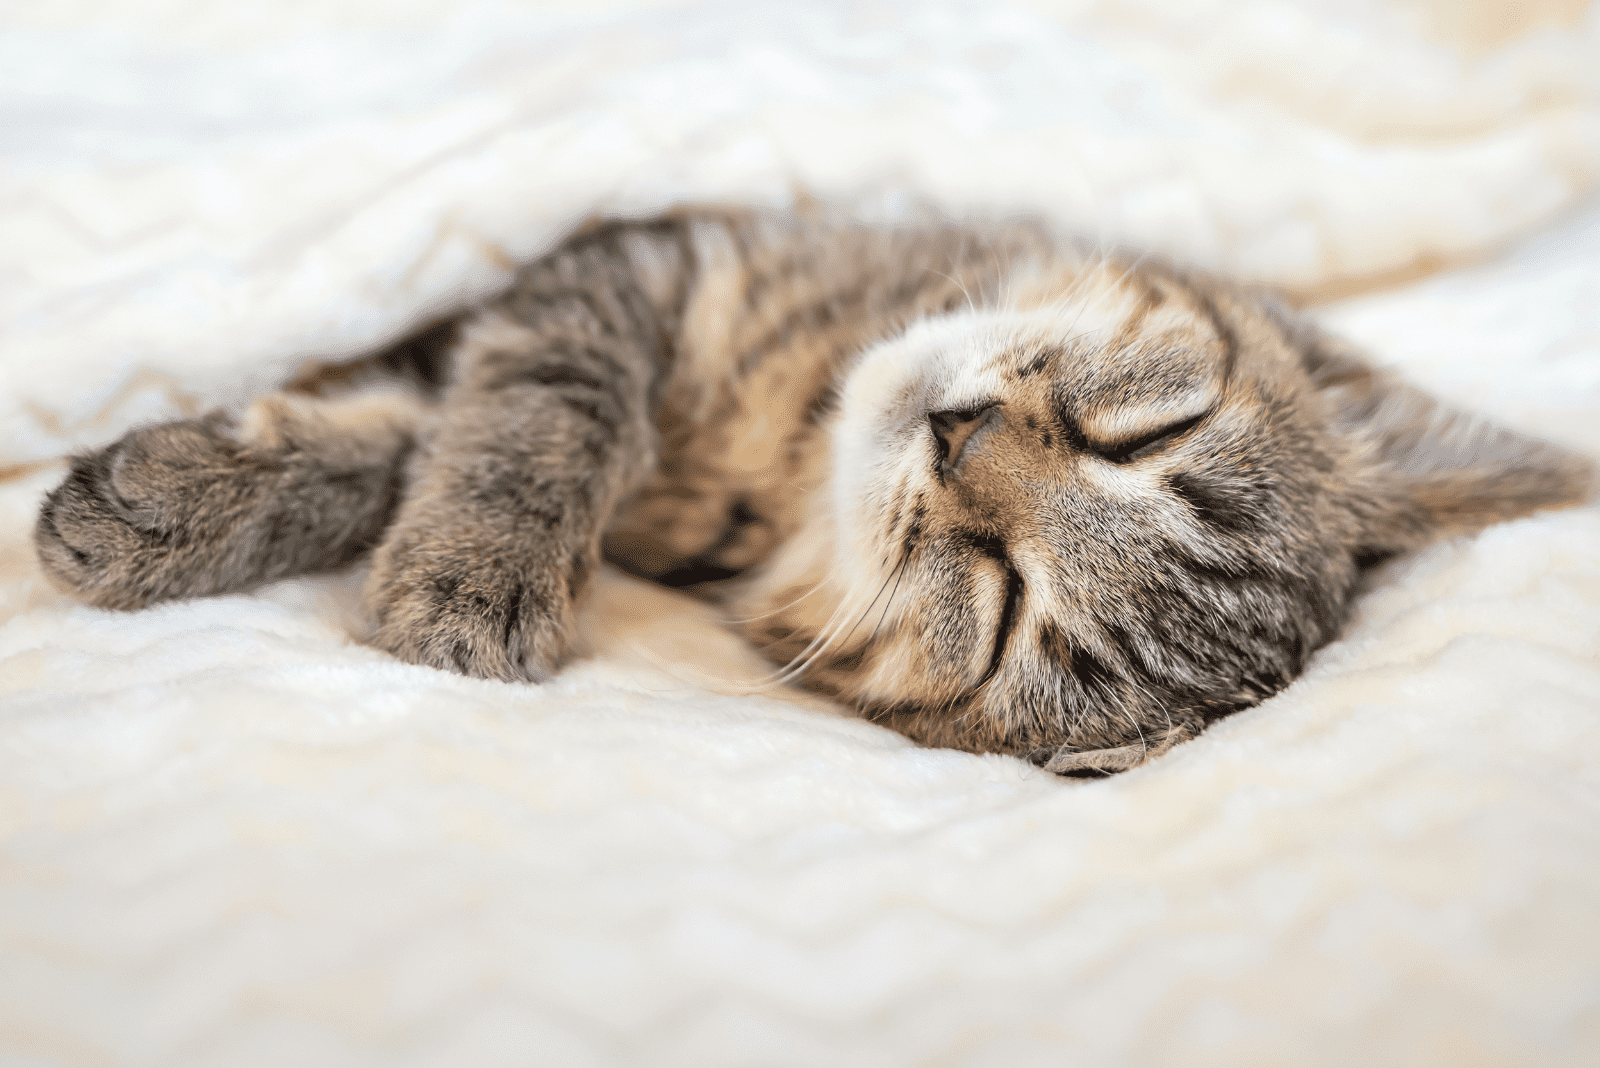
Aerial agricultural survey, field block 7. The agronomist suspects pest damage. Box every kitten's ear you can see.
[1296,329,1596,553]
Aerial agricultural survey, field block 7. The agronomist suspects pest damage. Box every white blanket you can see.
[3,2,1599,1065]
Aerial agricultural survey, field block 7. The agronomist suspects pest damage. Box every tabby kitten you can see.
[34,206,1594,773]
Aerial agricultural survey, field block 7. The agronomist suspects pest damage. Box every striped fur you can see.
[36,205,1596,772]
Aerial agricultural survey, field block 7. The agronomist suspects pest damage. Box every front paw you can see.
[365,533,578,683]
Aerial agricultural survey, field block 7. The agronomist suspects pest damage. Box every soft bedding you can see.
[3,2,1599,1065]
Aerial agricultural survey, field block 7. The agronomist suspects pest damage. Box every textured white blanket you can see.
[3,2,1599,1065]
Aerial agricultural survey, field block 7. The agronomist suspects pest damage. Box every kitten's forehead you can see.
[853,257,1235,400]
[949,280,1235,410]
[1010,269,1229,369]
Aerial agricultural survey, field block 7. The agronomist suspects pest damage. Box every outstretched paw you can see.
[36,405,406,609]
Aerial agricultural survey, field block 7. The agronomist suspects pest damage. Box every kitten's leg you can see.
[35,388,421,608]
[363,304,660,682]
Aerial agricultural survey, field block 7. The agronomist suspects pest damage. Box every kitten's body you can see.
[35,206,1594,773]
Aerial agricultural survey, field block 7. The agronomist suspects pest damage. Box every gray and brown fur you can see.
[35,205,1596,773]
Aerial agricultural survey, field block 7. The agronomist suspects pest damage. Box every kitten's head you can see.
[743,259,1594,774]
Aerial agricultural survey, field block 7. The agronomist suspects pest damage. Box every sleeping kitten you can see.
[34,205,1594,774]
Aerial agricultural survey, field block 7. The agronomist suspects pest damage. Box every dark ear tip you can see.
[1400,443,1600,543]
[1570,453,1600,505]
[1309,327,1600,543]
[1523,446,1599,509]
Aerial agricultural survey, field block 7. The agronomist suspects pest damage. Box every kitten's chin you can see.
[724,492,851,676]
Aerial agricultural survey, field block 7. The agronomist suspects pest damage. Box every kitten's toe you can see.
[35,416,256,608]
[35,445,174,608]
[366,549,573,683]
[100,418,232,533]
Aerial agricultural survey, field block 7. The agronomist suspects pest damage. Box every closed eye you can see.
[1091,411,1208,464]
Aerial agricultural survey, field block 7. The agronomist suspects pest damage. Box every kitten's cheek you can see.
[837,341,921,425]
[827,434,914,573]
